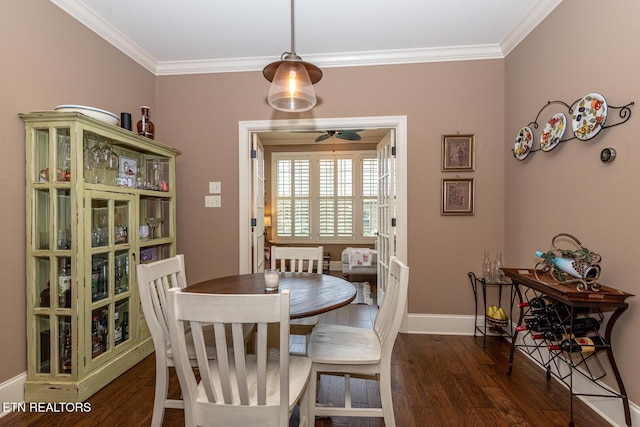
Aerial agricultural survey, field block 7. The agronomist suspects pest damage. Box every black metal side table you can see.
[468,272,522,347]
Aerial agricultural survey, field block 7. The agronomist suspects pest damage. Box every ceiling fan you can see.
[304,129,364,142]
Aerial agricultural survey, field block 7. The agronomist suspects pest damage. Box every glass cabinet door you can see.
[29,126,76,377]
[85,190,135,365]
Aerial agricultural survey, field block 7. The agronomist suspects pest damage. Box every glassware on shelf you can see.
[88,138,119,185]
[91,214,108,247]
[104,143,119,185]
[145,217,163,239]
[89,139,107,184]
[114,254,129,294]
[91,257,108,302]
[57,134,71,181]
[493,252,504,283]
[83,144,93,183]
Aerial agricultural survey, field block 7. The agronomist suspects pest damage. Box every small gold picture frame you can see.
[442,134,475,171]
[442,178,474,215]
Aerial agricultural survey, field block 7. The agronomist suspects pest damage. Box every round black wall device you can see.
[600,148,616,163]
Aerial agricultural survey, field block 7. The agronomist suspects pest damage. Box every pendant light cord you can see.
[290,0,295,55]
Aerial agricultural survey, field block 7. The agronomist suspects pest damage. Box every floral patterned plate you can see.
[514,126,533,160]
[571,93,607,141]
[540,113,566,152]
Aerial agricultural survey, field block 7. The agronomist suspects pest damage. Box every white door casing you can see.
[376,129,396,306]
[251,134,266,273]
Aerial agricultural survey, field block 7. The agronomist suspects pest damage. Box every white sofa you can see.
[341,247,377,279]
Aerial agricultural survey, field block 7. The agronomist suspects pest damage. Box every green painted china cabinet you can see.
[21,111,180,402]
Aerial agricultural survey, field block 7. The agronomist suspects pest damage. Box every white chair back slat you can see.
[271,246,323,273]
[374,256,409,359]
[256,323,268,405]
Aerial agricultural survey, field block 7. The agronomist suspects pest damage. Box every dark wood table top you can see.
[503,268,633,307]
[184,272,356,319]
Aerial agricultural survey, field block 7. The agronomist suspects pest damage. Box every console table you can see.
[503,268,633,427]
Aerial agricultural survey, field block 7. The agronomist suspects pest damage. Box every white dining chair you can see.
[137,255,194,426]
[137,255,253,427]
[271,246,324,355]
[165,287,312,427]
[306,256,409,427]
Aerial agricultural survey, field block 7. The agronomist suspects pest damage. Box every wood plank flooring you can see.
[0,302,610,426]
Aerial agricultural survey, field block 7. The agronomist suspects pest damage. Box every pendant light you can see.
[263,0,322,112]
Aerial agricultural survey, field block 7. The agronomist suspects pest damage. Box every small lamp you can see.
[264,216,272,228]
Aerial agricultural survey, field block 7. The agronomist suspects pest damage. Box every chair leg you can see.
[308,366,319,425]
[298,378,310,427]
[151,362,170,427]
[303,333,311,356]
[379,368,395,427]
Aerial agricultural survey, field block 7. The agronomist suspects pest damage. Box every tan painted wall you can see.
[0,1,155,382]
[155,60,506,315]
[505,0,640,405]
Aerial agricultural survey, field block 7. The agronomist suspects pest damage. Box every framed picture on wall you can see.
[442,134,475,171]
[442,178,474,215]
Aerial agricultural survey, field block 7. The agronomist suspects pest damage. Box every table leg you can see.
[604,305,631,426]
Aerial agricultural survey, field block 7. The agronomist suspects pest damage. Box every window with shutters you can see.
[272,151,376,243]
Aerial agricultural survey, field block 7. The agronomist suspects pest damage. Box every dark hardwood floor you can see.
[1,300,610,426]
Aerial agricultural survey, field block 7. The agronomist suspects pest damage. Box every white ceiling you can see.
[52,0,562,76]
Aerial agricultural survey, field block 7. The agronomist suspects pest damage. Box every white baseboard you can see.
[0,371,26,418]
[407,313,639,427]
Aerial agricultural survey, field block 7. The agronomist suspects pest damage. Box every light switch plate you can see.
[204,195,221,208]
[209,181,221,194]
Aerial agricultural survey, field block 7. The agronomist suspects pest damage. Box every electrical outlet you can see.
[204,195,221,208]
[209,181,221,194]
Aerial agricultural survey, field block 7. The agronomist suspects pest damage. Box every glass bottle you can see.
[493,252,504,283]
[60,324,72,373]
[137,106,155,139]
[122,311,129,341]
[482,251,492,282]
[518,296,551,309]
[58,259,72,308]
[114,311,122,345]
[547,336,605,354]
[535,251,598,279]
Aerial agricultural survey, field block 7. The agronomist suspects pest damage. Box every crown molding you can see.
[154,44,505,76]
[51,0,562,76]
[50,0,157,73]
[501,0,563,56]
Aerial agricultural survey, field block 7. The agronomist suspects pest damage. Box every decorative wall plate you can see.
[540,113,566,152]
[571,93,607,141]
[514,126,533,160]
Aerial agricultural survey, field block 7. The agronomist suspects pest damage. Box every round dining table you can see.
[184,272,357,319]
